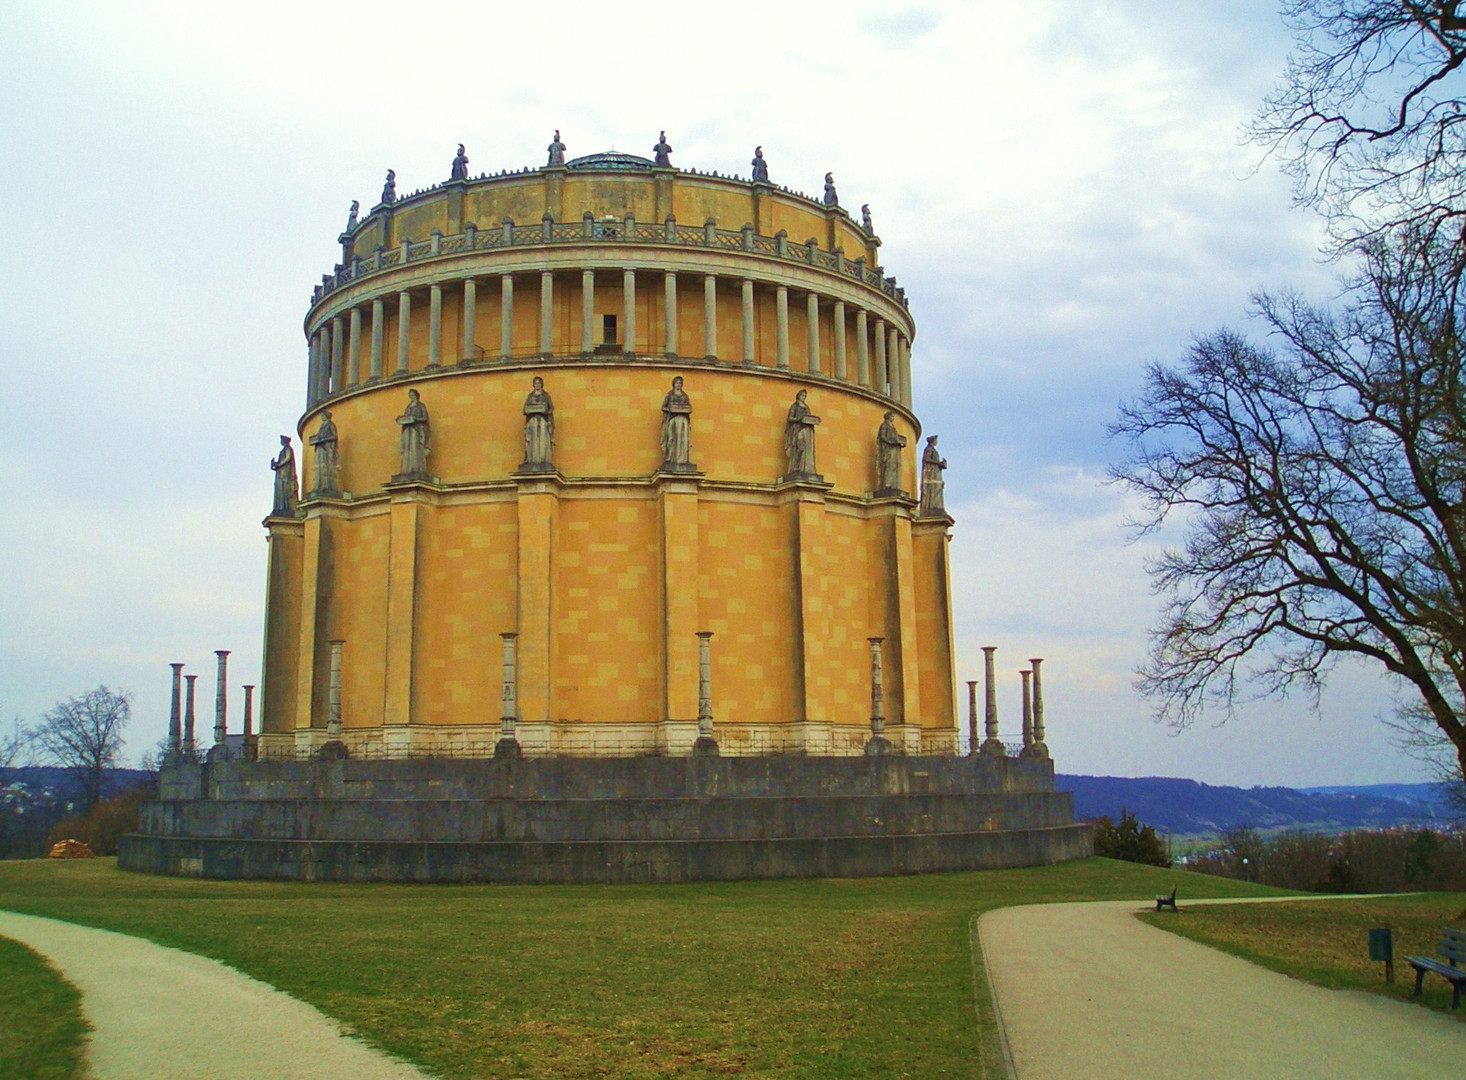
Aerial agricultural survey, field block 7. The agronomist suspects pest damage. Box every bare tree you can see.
[1254,2,1466,242]
[1110,225,1466,784]
[1,716,34,768]
[35,687,130,812]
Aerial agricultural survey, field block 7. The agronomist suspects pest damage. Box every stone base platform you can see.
[118,755,1092,884]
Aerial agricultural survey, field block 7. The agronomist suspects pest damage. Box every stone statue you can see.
[861,203,874,233]
[920,435,947,515]
[381,169,396,205]
[346,200,359,232]
[751,146,769,183]
[823,172,839,207]
[522,376,555,470]
[547,130,566,166]
[450,143,469,181]
[653,130,672,167]
[309,410,340,495]
[396,389,430,478]
[660,376,693,470]
[783,390,822,478]
[270,435,298,516]
[876,411,906,493]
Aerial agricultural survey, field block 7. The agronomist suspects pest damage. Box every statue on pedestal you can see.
[270,436,298,516]
[380,169,396,205]
[395,389,430,479]
[920,435,947,515]
[522,377,555,471]
[751,146,769,183]
[861,203,874,234]
[783,389,822,479]
[876,411,906,493]
[450,143,469,181]
[547,130,566,166]
[346,200,359,232]
[823,172,839,207]
[660,376,694,471]
[309,410,340,495]
[653,130,673,167]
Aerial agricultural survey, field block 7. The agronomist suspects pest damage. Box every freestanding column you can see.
[1020,668,1033,754]
[663,272,678,355]
[212,649,229,747]
[370,298,384,378]
[317,326,332,398]
[966,680,979,756]
[306,334,320,407]
[330,316,344,391]
[775,285,790,368]
[462,278,477,361]
[806,293,821,374]
[899,337,913,406]
[866,637,892,754]
[495,633,522,757]
[741,279,755,364]
[887,325,899,397]
[1027,657,1049,758]
[981,645,1004,754]
[242,684,255,742]
[693,632,718,756]
[703,274,717,358]
[428,285,442,367]
[622,268,637,352]
[855,309,870,386]
[182,674,198,759]
[874,317,888,394]
[581,269,595,353]
[833,300,847,380]
[397,291,411,373]
[347,307,362,385]
[323,640,346,755]
[500,274,514,358]
[539,271,554,355]
[167,662,184,764]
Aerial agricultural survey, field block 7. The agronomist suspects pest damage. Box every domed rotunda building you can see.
[258,135,956,761]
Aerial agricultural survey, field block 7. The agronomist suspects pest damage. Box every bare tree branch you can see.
[34,687,130,812]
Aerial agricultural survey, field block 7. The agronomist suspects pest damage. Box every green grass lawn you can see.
[1140,893,1466,1019]
[0,857,1284,1080]
[0,933,90,1080]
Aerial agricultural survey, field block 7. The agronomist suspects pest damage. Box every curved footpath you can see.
[0,911,432,1080]
[979,898,1463,1080]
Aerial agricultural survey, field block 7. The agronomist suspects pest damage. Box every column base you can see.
[691,735,721,757]
[980,738,1007,756]
[1021,742,1050,760]
[864,735,894,756]
[317,740,349,761]
[494,737,523,759]
[206,745,233,764]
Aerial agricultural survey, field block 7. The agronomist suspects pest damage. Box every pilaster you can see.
[793,484,832,751]
[515,474,559,725]
[658,474,701,737]
[383,486,424,728]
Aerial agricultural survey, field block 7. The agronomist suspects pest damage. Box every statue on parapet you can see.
[547,130,566,166]
[346,200,359,232]
[823,172,839,207]
[270,436,298,516]
[521,376,555,471]
[783,389,822,480]
[660,376,694,471]
[653,130,673,167]
[450,143,470,181]
[380,169,396,205]
[309,410,340,496]
[751,146,769,183]
[861,203,874,233]
[395,389,431,479]
[919,435,947,515]
[876,411,907,494]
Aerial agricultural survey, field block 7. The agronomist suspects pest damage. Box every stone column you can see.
[775,285,790,368]
[741,278,755,364]
[1020,668,1033,754]
[396,291,411,373]
[370,298,385,378]
[539,270,553,355]
[663,271,678,355]
[887,325,899,399]
[428,285,442,367]
[966,680,979,756]
[347,307,362,385]
[622,268,637,353]
[167,662,184,764]
[318,326,332,398]
[495,633,522,757]
[462,278,477,362]
[242,685,254,740]
[865,637,892,755]
[323,639,346,756]
[1026,657,1049,758]
[306,334,319,407]
[806,293,821,374]
[703,274,717,358]
[899,337,913,406]
[874,317,888,395]
[183,674,198,759]
[581,269,595,353]
[330,317,343,392]
[833,301,847,380]
[500,274,514,359]
[981,646,1004,754]
[212,649,229,748]
[856,309,870,386]
[693,632,718,756]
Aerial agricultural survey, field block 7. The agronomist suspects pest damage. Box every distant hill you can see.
[1056,775,1460,836]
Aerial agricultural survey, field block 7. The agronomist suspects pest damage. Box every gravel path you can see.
[0,911,433,1080]
[979,898,1463,1080]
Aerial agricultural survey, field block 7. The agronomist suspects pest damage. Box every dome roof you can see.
[564,150,657,171]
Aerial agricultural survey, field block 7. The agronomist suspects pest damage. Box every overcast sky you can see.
[0,1,1429,786]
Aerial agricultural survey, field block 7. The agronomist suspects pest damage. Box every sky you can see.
[0,0,1433,786]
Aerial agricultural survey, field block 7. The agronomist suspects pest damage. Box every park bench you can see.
[1154,887,1178,912]
[1406,926,1466,1009]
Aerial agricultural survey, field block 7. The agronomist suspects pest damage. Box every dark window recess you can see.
[602,314,618,345]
